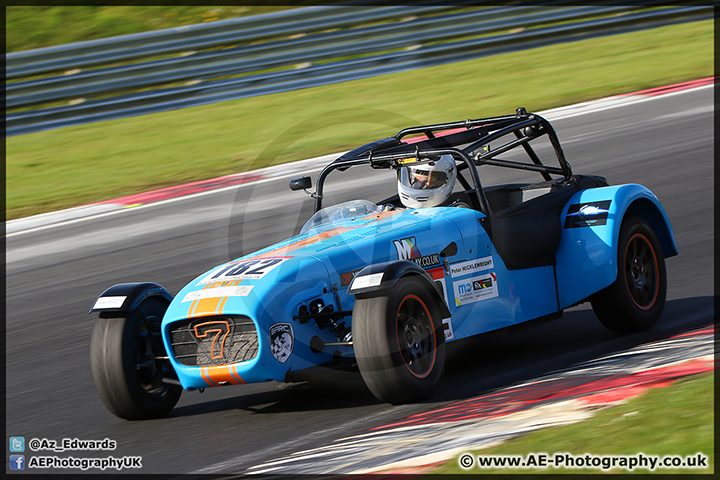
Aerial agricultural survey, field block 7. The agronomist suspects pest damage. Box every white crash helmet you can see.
[397,154,457,208]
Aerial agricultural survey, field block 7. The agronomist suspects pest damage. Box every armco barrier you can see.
[5,3,712,136]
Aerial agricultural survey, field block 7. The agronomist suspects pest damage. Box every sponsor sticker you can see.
[398,157,418,165]
[453,273,498,306]
[269,323,294,363]
[393,237,441,268]
[181,286,254,303]
[449,256,494,278]
[93,296,126,310]
[197,257,288,285]
[442,318,454,340]
[427,266,449,307]
[564,200,611,228]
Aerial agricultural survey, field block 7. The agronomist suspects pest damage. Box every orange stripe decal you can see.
[217,296,229,315]
[192,297,223,317]
[201,365,246,386]
[205,365,244,385]
[188,283,214,318]
[257,226,354,257]
[254,210,402,259]
[200,367,218,387]
[188,299,198,318]
[216,278,242,315]
[231,365,246,384]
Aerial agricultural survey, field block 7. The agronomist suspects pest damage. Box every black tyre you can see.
[591,216,666,333]
[353,276,445,404]
[90,296,182,420]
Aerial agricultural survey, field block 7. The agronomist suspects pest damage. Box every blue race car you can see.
[90,108,677,419]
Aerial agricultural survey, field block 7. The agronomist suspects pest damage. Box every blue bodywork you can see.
[556,184,677,308]
[158,184,676,391]
[88,109,680,418]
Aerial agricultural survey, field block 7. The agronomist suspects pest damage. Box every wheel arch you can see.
[621,197,678,258]
[347,260,450,319]
[556,184,676,309]
[89,282,173,317]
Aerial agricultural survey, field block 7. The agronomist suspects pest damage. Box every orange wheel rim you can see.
[623,233,659,310]
[395,294,436,378]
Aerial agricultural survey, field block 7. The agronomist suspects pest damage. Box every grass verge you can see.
[435,371,714,474]
[6,19,713,220]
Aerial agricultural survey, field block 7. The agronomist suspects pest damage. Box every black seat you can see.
[480,175,608,270]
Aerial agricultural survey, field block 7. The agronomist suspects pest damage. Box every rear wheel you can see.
[353,276,445,404]
[90,297,182,420]
[591,216,666,333]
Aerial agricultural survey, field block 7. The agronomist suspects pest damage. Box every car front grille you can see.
[168,315,259,366]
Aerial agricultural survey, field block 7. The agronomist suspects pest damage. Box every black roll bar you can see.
[314,148,491,215]
[394,114,518,141]
[310,109,572,215]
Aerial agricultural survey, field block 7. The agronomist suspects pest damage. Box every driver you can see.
[396,154,457,208]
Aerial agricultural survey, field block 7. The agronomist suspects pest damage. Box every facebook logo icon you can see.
[10,454,25,470]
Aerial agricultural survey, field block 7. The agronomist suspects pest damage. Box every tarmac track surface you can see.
[5,85,713,475]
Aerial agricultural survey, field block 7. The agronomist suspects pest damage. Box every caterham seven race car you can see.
[90,108,677,420]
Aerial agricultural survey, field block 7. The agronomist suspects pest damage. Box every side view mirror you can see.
[289,176,312,191]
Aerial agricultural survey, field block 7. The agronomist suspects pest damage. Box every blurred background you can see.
[6,2,713,219]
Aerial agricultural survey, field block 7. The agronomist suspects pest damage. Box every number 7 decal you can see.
[194,321,230,359]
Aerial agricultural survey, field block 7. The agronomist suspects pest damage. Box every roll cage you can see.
[296,108,573,216]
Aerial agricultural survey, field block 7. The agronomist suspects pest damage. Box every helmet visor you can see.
[399,166,448,190]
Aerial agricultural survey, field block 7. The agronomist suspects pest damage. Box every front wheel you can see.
[353,276,445,404]
[90,296,182,420]
[591,216,667,333]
